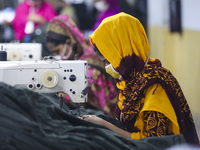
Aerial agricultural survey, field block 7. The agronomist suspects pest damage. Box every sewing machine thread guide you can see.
[59,95,63,110]
[76,103,81,116]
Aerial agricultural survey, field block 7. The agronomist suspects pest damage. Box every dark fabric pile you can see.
[0,82,186,150]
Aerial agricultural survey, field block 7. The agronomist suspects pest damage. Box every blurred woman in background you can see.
[45,14,118,116]
[92,0,121,30]
[84,0,121,39]
[10,0,56,42]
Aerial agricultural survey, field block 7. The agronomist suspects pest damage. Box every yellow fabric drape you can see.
[90,12,149,69]
[117,83,180,139]
[116,81,126,110]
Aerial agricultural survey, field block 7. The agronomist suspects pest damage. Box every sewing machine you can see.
[0,43,42,61]
[0,59,88,103]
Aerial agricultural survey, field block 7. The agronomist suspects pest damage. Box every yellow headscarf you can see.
[90,12,150,78]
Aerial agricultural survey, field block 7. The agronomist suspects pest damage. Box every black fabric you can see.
[0,82,186,150]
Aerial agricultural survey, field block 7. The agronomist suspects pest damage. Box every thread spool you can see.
[8,50,21,61]
[0,45,7,61]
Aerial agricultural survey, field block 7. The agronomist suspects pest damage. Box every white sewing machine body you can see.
[0,43,42,61]
[0,60,88,103]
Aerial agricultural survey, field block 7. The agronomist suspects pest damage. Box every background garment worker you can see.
[45,14,118,116]
[7,0,56,41]
[84,12,199,146]
[92,0,121,30]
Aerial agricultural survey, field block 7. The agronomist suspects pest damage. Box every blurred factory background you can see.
[148,1,200,138]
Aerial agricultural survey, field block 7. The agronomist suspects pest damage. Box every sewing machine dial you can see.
[40,69,59,88]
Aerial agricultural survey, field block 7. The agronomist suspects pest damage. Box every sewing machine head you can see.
[0,59,88,103]
[0,43,42,61]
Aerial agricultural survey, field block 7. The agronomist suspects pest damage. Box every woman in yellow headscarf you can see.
[83,12,199,145]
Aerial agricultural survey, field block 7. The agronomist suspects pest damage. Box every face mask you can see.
[94,1,109,12]
[54,43,73,60]
[105,64,122,79]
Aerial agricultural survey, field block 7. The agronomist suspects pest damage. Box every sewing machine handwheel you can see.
[8,50,21,61]
[40,70,59,88]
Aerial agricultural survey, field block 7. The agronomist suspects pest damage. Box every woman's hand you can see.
[83,115,105,125]
[28,14,46,25]
[83,115,132,139]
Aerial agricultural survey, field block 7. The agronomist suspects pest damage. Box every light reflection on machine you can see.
[0,43,42,61]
